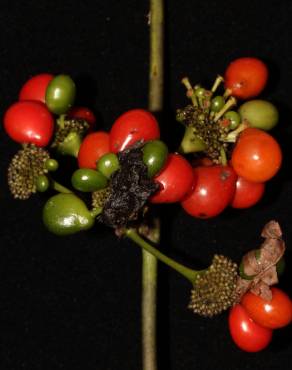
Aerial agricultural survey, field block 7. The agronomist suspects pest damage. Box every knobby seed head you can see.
[177,105,229,163]
[188,254,238,317]
[51,117,89,148]
[92,187,111,210]
[8,144,50,200]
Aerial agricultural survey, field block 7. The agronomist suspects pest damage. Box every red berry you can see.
[67,106,96,129]
[231,176,265,209]
[181,165,237,218]
[225,57,268,99]
[19,73,54,103]
[241,288,292,329]
[4,101,54,147]
[231,128,282,183]
[78,132,110,169]
[150,153,195,203]
[110,109,160,153]
[229,304,273,352]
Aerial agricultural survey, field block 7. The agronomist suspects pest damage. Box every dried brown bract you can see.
[235,220,285,301]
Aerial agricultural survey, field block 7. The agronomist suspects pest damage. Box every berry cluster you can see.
[2,57,291,352]
[177,57,282,217]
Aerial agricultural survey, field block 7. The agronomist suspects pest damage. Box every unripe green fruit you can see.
[97,153,120,178]
[195,87,205,97]
[43,193,95,235]
[45,158,59,172]
[36,175,49,192]
[211,96,225,112]
[71,168,108,192]
[224,111,241,130]
[142,140,168,177]
[45,74,76,114]
[238,100,279,131]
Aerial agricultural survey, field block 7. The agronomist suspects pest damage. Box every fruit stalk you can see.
[126,228,200,283]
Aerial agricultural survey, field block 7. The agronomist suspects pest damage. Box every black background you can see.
[1,1,292,369]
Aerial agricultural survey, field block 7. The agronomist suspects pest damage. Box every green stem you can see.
[126,228,200,284]
[181,77,198,106]
[149,0,164,112]
[50,179,72,194]
[211,75,224,94]
[214,96,237,122]
[220,147,227,166]
[142,1,164,369]
[142,249,157,370]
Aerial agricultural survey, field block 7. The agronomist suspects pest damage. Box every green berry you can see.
[195,87,205,98]
[43,193,95,235]
[45,158,59,172]
[36,175,49,192]
[224,111,241,129]
[211,96,225,112]
[71,168,108,192]
[97,153,120,178]
[142,140,169,177]
[238,100,279,131]
[45,74,76,114]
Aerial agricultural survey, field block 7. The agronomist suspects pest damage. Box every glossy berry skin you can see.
[211,96,225,112]
[241,288,292,329]
[238,100,279,131]
[45,74,76,114]
[231,176,265,209]
[4,101,54,147]
[78,131,110,169]
[181,165,237,218]
[110,109,160,153]
[150,153,195,203]
[43,193,95,236]
[142,140,168,177]
[71,168,108,192]
[45,158,59,172]
[36,175,49,192]
[223,111,241,130]
[19,73,54,103]
[231,128,282,183]
[225,57,268,99]
[229,304,273,352]
[97,153,120,178]
[67,106,96,129]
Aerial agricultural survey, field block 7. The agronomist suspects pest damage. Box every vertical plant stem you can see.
[142,248,158,370]
[149,0,164,112]
[142,1,164,370]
